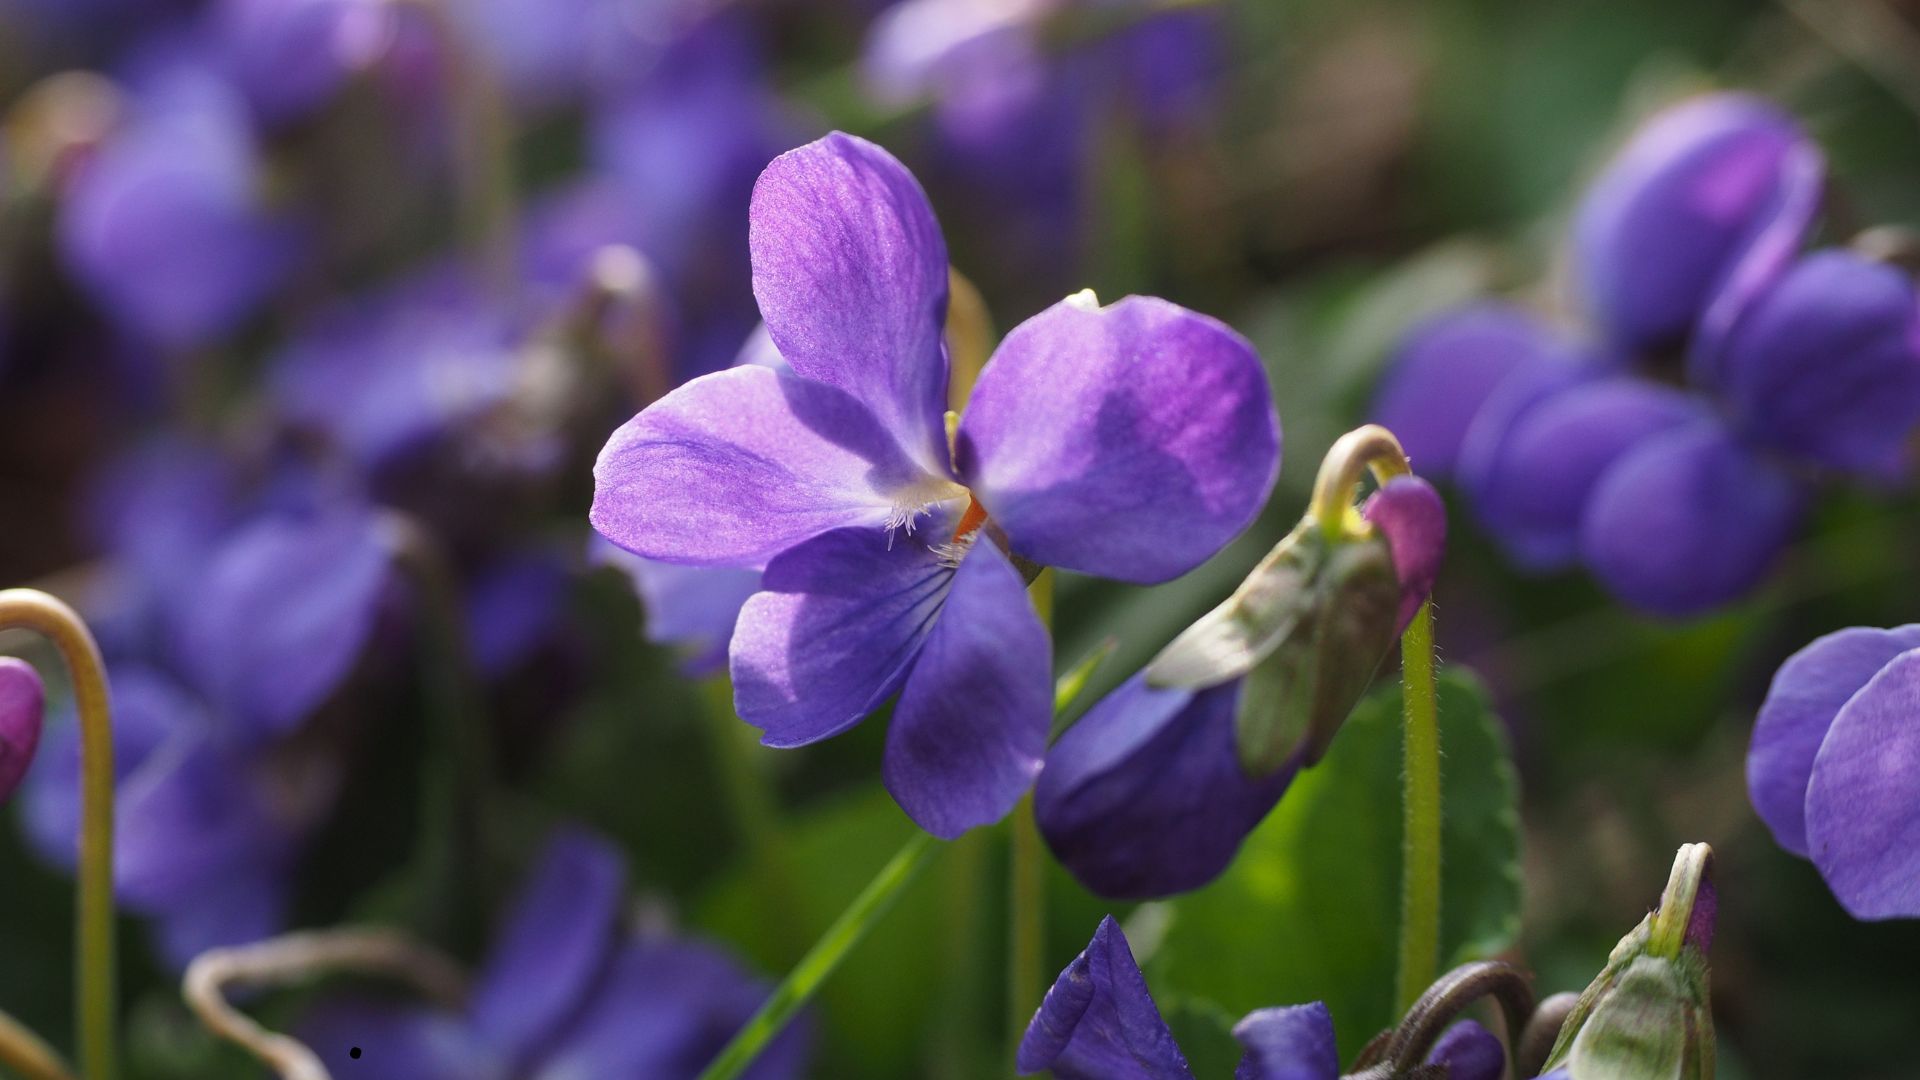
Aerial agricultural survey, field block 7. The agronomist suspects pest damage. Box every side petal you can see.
[883,541,1049,838]
[1370,304,1578,479]
[591,364,954,567]
[1748,625,1920,857]
[1035,674,1295,899]
[181,504,396,740]
[748,132,952,474]
[1712,250,1920,476]
[1574,93,1823,352]
[958,294,1280,583]
[1017,916,1195,1080]
[1231,1003,1339,1080]
[1580,421,1803,617]
[1464,373,1705,570]
[1805,648,1920,919]
[730,526,956,748]
[469,827,627,1066]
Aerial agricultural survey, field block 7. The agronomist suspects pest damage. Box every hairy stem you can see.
[1394,599,1442,1012]
[0,589,116,1080]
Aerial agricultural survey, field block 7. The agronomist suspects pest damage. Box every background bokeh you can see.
[3,0,1919,1076]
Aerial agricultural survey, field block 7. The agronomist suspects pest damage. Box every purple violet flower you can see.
[298,827,809,1079]
[0,657,45,805]
[209,0,392,125]
[1748,624,1920,919]
[592,132,1279,838]
[1019,917,1505,1080]
[56,68,300,349]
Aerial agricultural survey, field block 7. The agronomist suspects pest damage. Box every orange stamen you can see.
[950,495,990,544]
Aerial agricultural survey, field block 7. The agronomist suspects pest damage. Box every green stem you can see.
[0,589,116,1080]
[1394,599,1442,1012]
[697,832,942,1080]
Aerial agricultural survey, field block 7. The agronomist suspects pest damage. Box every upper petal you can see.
[1805,648,1920,919]
[1574,93,1823,352]
[749,132,952,474]
[1463,373,1706,570]
[1230,1003,1339,1080]
[883,541,1049,838]
[1580,421,1803,617]
[592,364,952,567]
[1748,625,1920,857]
[730,525,956,747]
[1017,915,1195,1080]
[1371,304,1578,479]
[1711,250,1920,476]
[957,294,1280,583]
[469,828,627,1067]
[180,504,396,740]
[1035,674,1296,899]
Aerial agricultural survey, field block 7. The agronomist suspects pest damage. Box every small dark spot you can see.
[349,1047,362,1060]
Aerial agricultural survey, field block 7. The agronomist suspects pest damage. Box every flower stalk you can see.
[0,588,116,1080]
[0,1008,76,1080]
[697,831,943,1080]
[1300,427,1444,1012]
[1008,570,1054,1059]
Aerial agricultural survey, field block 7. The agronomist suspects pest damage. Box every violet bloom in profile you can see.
[1748,625,1920,920]
[1018,916,1504,1080]
[592,133,1278,838]
[0,658,45,805]
[1037,474,1442,899]
[300,827,808,1079]
[57,70,299,349]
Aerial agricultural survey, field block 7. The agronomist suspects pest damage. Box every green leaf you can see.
[1159,993,1247,1079]
[1149,670,1522,1061]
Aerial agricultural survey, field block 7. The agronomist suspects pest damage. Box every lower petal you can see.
[1581,421,1802,617]
[883,541,1049,838]
[1805,648,1920,919]
[731,527,954,747]
[1748,625,1920,857]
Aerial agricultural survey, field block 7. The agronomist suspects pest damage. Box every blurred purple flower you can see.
[209,0,392,125]
[592,133,1278,837]
[1019,917,1504,1080]
[595,538,761,680]
[299,827,809,1079]
[56,69,300,349]
[1574,92,1823,353]
[1748,625,1920,919]
[22,666,339,967]
[0,657,45,805]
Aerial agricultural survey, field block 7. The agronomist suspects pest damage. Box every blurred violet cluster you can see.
[1374,93,1920,618]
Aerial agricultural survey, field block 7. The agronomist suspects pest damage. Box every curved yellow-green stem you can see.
[0,589,116,1080]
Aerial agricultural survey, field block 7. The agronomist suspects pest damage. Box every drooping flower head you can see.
[0,657,45,805]
[299,827,809,1079]
[1037,430,1443,899]
[1748,625,1920,920]
[1018,916,1507,1080]
[592,132,1279,838]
